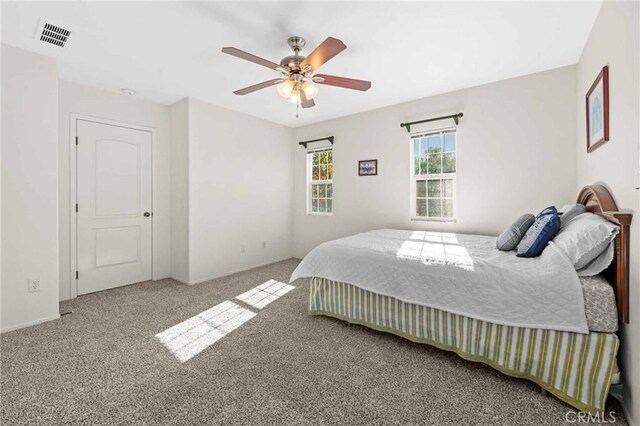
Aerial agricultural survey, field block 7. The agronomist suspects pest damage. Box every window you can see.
[308,148,333,215]
[411,129,456,220]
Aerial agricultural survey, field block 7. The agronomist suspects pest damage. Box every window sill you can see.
[308,212,333,217]
[410,217,457,223]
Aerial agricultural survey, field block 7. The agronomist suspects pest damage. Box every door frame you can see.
[69,113,158,299]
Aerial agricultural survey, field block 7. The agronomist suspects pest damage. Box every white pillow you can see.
[552,212,619,275]
[577,242,614,276]
[559,203,587,227]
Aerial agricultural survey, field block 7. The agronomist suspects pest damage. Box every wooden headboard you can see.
[577,185,632,323]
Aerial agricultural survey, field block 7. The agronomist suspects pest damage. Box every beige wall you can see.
[1,45,60,331]
[576,1,640,423]
[58,80,172,300]
[171,98,294,284]
[169,99,190,282]
[292,66,578,257]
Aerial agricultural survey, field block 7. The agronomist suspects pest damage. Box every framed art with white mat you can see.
[585,65,609,153]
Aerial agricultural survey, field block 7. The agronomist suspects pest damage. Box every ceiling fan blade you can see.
[313,74,371,91]
[222,47,280,71]
[233,79,283,95]
[300,37,346,72]
[300,90,315,109]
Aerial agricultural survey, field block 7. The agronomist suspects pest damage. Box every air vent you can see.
[36,20,71,47]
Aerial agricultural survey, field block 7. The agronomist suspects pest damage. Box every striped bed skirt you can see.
[308,277,618,413]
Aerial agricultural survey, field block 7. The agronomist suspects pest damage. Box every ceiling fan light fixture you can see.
[222,36,371,114]
[302,81,319,100]
[287,89,301,105]
[277,80,294,98]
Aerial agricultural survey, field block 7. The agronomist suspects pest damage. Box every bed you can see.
[290,185,631,413]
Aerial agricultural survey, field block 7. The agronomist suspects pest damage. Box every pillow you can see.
[552,212,619,275]
[559,203,587,227]
[577,242,614,276]
[496,214,535,251]
[516,206,561,258]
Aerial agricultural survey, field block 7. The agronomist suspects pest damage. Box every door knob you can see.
[144,212,151,217]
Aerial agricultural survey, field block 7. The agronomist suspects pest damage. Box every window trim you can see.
[306,147,333,216]
[409,127,457,222]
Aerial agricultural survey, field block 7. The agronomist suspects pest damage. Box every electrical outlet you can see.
[28,279,41,293]
[240,245,246,253]
[262,240,267,249]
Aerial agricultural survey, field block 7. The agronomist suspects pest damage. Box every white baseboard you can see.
[177,257,294,285]
[170,275,189,285]
[0,313,61,334]
[621,399,637,426]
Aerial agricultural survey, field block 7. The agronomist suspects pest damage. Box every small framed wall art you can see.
[585,65,609,153]
[358,159,378,176]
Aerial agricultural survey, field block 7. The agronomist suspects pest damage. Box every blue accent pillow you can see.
[516,206,561,258]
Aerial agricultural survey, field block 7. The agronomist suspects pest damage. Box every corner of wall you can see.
[1,45,60,332]
[177,98,295,282]
[169,98,191,283]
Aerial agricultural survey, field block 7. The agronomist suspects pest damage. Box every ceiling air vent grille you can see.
[39,23,71,47]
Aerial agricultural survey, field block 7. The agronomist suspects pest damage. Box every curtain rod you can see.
[298,136,334,149]
[400,113,463,133]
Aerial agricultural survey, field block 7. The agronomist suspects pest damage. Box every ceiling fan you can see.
[221,36,371,115]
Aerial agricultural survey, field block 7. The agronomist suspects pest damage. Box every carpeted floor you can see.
[0,258,627,425]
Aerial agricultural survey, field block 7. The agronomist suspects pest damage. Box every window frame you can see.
[306,147,333,216]
[409,127,457,222]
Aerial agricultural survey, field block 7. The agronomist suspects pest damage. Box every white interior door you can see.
[76,119,152,295]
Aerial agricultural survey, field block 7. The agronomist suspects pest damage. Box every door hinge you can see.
[75,136,78,146]
[75,203,78,213]
[75,271,79,280]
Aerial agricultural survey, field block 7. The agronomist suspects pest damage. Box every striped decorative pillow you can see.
[496,214,535,251]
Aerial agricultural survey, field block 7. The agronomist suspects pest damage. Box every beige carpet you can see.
[0,258,627,425]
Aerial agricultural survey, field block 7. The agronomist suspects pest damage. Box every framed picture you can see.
[358,159,377,176]
[585,65,609,153]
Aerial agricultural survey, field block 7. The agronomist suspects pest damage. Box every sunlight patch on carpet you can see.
[235,280,295,310]
[156,300,256,362]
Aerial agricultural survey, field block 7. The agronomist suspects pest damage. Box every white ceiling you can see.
[1,1,601,127]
